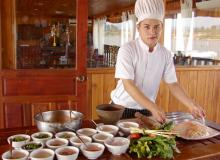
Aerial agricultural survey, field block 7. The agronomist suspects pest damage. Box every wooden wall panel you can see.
[4,103,23,128]
[167,72,180,112]
[103,74,116,104]
[204,71,215,121]
[91,74,104,119]
[3,77,75,96]
[0,106,4,129]
[188,71,198,102]
[214,71,220,123]
[178,71,190,112]
[22,103,32,127]
[87,70,117,120]
[2,101,77,128]
[196,71,207,109]
[88,67,220,124]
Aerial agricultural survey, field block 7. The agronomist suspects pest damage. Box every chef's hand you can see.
[188,103,205,119]
[149,105,166,124]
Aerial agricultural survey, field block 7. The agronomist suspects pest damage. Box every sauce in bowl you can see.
[33,151,52,158]
[59,148,76,155]
[85,145,101,152]
[7,152,26,159]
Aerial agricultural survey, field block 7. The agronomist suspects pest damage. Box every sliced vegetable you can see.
[130,133,141,139]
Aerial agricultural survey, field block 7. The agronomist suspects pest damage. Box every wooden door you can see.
[0,0,90,129]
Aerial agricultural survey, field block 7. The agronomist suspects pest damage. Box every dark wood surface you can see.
[1,120,220,160]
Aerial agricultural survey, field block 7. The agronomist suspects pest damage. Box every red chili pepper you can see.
[130,133,141,139]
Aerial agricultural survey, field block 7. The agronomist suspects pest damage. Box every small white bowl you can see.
[117,121,139,135]
[76,128,97,137]
[2,149,29,160]
[55,146,79,160]
[97,125,119,136]
[104,137,130,155]
[30,148,54,160]
[7,134,30,148]
[70,135,92,148]
[92,132,113,144]
[55,131,76,140]
[21,141,43,152]
[46,138,68,150]
[31,132,53,146]
[80,142,105,159]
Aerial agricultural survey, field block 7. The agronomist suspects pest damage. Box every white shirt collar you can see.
[138,37,159,53]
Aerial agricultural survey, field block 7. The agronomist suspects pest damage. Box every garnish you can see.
[129,127,180,159]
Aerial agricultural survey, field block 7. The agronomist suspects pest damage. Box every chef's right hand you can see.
[149,105,166,124]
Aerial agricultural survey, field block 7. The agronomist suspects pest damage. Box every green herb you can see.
[129,135,180,159]
[12,136,27,142]
[129,126,180,159]
[22,143,42,150]
[158,121,174,131]
[35,133,49,139]
[60,133,72,139]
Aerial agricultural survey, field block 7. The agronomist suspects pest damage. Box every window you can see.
[164,12,220,60]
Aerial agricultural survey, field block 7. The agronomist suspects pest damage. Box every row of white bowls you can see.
[3,121,138,160]
[2,146,79,160]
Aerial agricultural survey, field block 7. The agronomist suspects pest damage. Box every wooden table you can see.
[1,120,220,160]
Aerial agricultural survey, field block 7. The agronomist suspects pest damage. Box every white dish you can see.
[46,138,69,150]
[55,131,76,140]
[76,128,97,137]
[70,135,92,148]
[96,125,119,136]
[7,134,30,149]
[92,132,113,144]
[30,148,54,160]
[173,120,220,140]
[117,121,139,135]
[2,149,29,160]
[31,132,53,146]
[55,146,79,160]
[80,142,105,159]
[104,137,130,155]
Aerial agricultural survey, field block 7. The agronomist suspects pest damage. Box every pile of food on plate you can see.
[172,120,209,138]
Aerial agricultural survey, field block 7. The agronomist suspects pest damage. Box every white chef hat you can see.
[135,0,165,24]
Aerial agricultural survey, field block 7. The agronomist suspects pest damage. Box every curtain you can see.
[93,17,107,55]
[121,12,128,45]
[175,13,194,52]
[121,12,137,45]
[128,12,137,40]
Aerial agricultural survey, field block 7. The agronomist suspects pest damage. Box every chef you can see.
[110,0,205,123]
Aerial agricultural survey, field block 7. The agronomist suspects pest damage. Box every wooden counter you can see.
[1,120,220,159]
[87,66,220,124]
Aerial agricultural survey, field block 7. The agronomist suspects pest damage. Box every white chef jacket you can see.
[111,37,177,110]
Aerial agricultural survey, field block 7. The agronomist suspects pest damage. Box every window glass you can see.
[164,11,220,65]
[16,0,76,69]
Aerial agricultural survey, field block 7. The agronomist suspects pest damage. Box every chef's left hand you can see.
[188,103,205,119]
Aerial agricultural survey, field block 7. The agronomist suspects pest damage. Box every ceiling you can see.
[16,0,182,18]
[16,0,137,18]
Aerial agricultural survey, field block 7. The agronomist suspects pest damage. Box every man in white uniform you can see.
[111,0,205,123]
